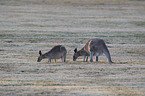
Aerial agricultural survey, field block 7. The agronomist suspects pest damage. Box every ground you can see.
[0,0,145,95]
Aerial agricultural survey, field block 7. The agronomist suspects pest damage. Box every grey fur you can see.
[37,45,67,62]
[73,38,113,63]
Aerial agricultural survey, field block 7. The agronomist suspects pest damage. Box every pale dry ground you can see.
[0,0,145,96]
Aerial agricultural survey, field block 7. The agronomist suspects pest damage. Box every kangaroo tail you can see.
[103,43,113,63]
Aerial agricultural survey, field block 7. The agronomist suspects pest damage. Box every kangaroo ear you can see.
[39,50,42,55]
[74,48,77,53]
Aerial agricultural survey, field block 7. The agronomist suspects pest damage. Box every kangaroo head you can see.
[37,50,43,62]
[73,48,79,61]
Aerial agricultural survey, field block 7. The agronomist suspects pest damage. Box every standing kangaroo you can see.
[73,38,113,63]
[37,45,67,62]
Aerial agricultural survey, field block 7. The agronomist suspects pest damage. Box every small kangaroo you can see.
[37,45,67,62]
[73,38,113,63]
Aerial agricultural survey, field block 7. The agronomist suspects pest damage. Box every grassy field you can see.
[0,0,145,95]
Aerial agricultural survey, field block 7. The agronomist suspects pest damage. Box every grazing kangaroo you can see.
[73,38,113,63]
[37,45,67,62]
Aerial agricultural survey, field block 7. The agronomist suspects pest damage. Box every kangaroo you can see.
[37,45,67,62]
[73,38,113,63]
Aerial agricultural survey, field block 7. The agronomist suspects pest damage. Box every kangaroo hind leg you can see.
[90,52,94,62]
[96,56,98,62]
[61,57,64,62]
[86,56,88,62]
[63,54,66,62]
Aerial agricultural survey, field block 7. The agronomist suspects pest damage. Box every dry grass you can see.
[0,0,145,95]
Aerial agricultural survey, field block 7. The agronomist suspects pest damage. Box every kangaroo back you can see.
[83,39,104,53]
[48,45,67,59]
